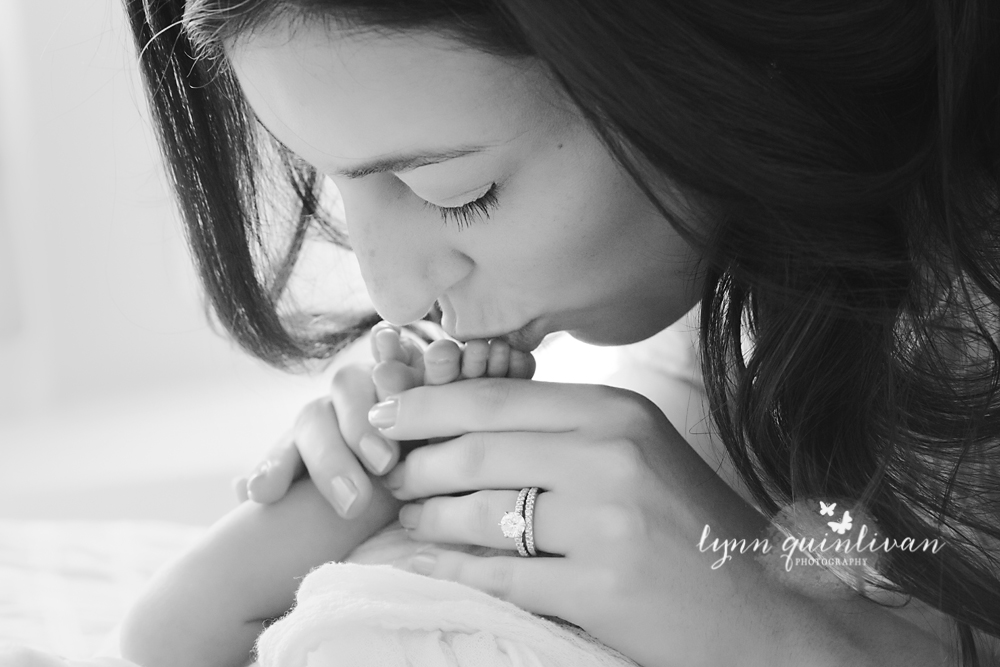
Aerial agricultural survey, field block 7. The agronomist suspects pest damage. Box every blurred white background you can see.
[0,0,340,525]
[0,0,621,527]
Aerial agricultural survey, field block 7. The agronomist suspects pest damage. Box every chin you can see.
[566,317,677,347]
[566,329,641,347]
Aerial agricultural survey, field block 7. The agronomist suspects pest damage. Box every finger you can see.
[369,321,400,361]
[460,339,490,378]
[375,327,407,363]
[372,359,423,400]
[397,489,576,555]
[423,339,462,385]
[385,431,592,499]
[357,431,398,477]
[371,379,618,439]
[246,429,306,504]
[233,476,249,503]
[506,350,536,379]
[411,551,590,622]
[373,328,425,396]
[378,325,428,370]
[331,364,401,475]
[294,397,373,518]
[486,338,511,377]
[398,330,428,367]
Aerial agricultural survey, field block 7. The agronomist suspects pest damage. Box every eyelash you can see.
[424,183,500,229]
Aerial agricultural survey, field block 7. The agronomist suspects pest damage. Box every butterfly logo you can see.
[819,501,837,517]
[828,510,853,535]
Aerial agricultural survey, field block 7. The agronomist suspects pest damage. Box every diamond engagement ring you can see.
[499,487,530,556]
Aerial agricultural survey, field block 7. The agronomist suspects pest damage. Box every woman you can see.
[123,0,1000,665]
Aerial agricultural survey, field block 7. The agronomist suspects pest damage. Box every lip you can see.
[444,318,546,353]
[435,299,545,352]
[496,320,546,353]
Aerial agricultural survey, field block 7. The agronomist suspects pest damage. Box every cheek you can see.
[463,190,618,297]
[492,157,643,281]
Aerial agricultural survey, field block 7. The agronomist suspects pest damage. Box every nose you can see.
[342,191,473,326]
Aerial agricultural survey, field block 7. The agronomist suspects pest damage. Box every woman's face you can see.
[228,21,705,351]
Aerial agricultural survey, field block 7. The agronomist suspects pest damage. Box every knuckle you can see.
[600,438,645,483]
[591,382,625,403]
[599,385,659,426]
[592,503,646,543]
[293,399,354,468]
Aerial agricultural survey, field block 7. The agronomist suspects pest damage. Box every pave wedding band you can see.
[524,487,539,557]
[499,487,530,557]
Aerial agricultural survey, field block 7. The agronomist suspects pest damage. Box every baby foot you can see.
[370,322,427,401]
[367,325,537,469]
[423,337,536,385]
[371,323,536,398]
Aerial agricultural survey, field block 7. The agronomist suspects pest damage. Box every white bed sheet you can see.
[0,520,205,660]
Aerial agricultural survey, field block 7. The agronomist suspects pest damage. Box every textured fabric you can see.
[254,563,639,667]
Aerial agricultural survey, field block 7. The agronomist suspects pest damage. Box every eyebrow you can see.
[257,121,493,179]
[332,146,490,179]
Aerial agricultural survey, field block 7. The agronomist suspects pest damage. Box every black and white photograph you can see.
[1,1,998,665]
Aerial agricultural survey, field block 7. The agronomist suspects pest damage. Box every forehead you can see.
[226,20,568,167]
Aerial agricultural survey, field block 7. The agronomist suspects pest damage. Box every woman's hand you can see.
[367,379,946,667]
[236,323,537,519]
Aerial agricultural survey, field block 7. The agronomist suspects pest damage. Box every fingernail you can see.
[375,329,396,358]
[368,397,399,429]
[359,433,393,474]
[398,503,422,529]
[246,462,273,500]
[409,553,436,575]
[247,460,272,485]
[331,476,358,516]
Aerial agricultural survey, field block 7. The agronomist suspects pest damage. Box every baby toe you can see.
[373,359,423,398]
[423,339,462,385]
[460,339,490,378]
[374,327,406,363]
[506,350,536,379]
[486,338,511,377]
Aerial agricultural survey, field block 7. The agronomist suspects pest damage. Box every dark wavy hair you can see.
[126,0,1000,661]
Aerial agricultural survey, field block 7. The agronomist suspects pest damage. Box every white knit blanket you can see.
[253,562,638,667]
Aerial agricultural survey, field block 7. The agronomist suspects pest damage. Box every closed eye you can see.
[424,183,499,230]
